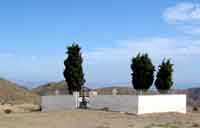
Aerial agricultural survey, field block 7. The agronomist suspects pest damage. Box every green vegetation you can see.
[130,53,174,93]
[130,53,155,92]
[63,43,85,94]
[155,59,173,93]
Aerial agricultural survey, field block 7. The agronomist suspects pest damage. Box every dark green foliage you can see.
[130,53,155,91]
[63,43,85,94]
[155,59,173,93]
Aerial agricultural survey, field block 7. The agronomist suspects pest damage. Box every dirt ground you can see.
[0,109,199,128]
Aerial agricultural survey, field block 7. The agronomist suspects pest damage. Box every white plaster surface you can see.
[138,94,187,114]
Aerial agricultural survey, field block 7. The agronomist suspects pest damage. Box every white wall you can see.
[138,94,187,114]
[41,94,187,115]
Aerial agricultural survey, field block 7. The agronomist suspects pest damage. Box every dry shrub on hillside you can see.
[193,106,198,112]
[4,109,12,114]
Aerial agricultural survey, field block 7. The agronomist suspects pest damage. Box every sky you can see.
[0,0,200,88]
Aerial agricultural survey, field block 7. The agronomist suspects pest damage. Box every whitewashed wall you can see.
[138,94,187,114]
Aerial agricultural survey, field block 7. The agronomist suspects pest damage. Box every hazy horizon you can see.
[2,78,198,89]
[1,0,200,88]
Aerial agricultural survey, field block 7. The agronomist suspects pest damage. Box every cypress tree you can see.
[130,53,155,93]
[63,43,85,94]
[155,59,173,93]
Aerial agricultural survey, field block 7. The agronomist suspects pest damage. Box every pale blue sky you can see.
[0,0,200,88]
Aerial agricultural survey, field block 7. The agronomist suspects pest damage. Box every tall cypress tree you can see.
[155,59,173,93]
[63,43,85,94]
[130,53,155,92]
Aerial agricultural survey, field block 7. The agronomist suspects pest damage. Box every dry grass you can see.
[0,109,199,128]
[0,104,41,113]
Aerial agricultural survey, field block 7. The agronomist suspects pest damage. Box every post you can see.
[73,91,79,108]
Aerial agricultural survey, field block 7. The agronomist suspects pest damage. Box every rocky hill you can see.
[32,81,92,96]
[32,81,69,96]
[0,78,40,105]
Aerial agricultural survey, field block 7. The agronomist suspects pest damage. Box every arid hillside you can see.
[32,82,136,96]
[32,81,91,96]
[31,81,69,96]
[187,88,200,107]
[0,78,40,105]
[93,86,137,95]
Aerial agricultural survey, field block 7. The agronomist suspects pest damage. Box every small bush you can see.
[192,123,199,127]
[193,106,198,111]
[100,107,109,111]
[145,124,178,128]
[4,109,12,114]
[96,126,110,128]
